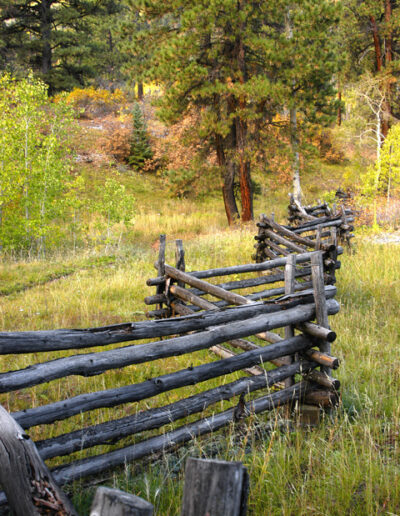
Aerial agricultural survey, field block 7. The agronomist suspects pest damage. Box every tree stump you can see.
[180,457,248,516]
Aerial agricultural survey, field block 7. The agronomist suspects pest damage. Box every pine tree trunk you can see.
[137,82,144,100]
[236,22,253,223]
[40,0,53,84]
[237,118,253,222]
[223,163,240,226]
[216,133,239,225]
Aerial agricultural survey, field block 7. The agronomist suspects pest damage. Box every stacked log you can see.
[252,214,340,284]
[145,237,341,414]
[287,194,355,248]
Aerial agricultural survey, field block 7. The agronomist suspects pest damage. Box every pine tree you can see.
[340,0,400,138]
[126,0,339,224]
[128,102,153,170]
[0,0,101,92]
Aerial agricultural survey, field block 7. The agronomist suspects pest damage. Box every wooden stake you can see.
[180,458,248,516]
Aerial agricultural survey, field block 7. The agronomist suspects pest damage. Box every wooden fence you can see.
[0,239,341,513]
[252,214,343,284]
[287,194,355,248]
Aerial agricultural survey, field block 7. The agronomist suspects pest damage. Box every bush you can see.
[58,86,126,119]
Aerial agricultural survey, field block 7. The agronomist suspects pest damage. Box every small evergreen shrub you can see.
[127,103,153,170]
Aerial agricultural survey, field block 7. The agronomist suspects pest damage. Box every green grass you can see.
[1,230,399,515]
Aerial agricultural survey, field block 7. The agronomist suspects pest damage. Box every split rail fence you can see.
[0,237,342,514]
[287,194,355,248]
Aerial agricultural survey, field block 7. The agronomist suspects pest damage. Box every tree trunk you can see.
[215,118,239,225]
[237,118,253,222]
[337,89,342,126]
[236,18,253,222]
[39,0,53,88]
[290,104,302,204]
[223,161,240,225]
[137,82,144,100]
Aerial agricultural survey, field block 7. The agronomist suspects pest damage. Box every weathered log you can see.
[13,334,315,428]
[47,382,310,486]
[90,487,153,516]
[160,250,322,279]
[262,238,290,256]
[296,322,337,342]
[146,276,166,287]
[187,270,312,299]
[169,284,218,311]
[175,239,186,288]
[145,308,170,318]
[0,289,332,354]
[311,252,331,374]
[155,234,166,313]
[36,361,312,460]
[1,299,339,396]
[282,254,296,387]
[208,344,265,376]
[144,294,167,306]
[0,403,77,516]
[262,228,308,254]
[304,389,340,408]
[260,216,334,250]
[304,349,339,369]
[292,219,353,234]
[180,458,248,516]
[305,370,340,391]
[164,264,253,305]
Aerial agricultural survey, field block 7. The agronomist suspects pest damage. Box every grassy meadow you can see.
[1,198,400,515]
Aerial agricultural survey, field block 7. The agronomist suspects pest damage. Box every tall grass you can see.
[1,228,399,515]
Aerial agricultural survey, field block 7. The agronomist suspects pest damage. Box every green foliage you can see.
[91,176,135,248]
[0,73,76,252]
[128,103,153,170]
[0,0,107,92]
[370,123,400,197]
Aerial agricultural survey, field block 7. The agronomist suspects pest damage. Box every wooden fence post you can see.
[175,239,186,287]
[0,403,77,516]
[180,457,248,516]
[90,487,154,516]
[156,234,167,315]
[283,254,296,387]
[311,252,331,375]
